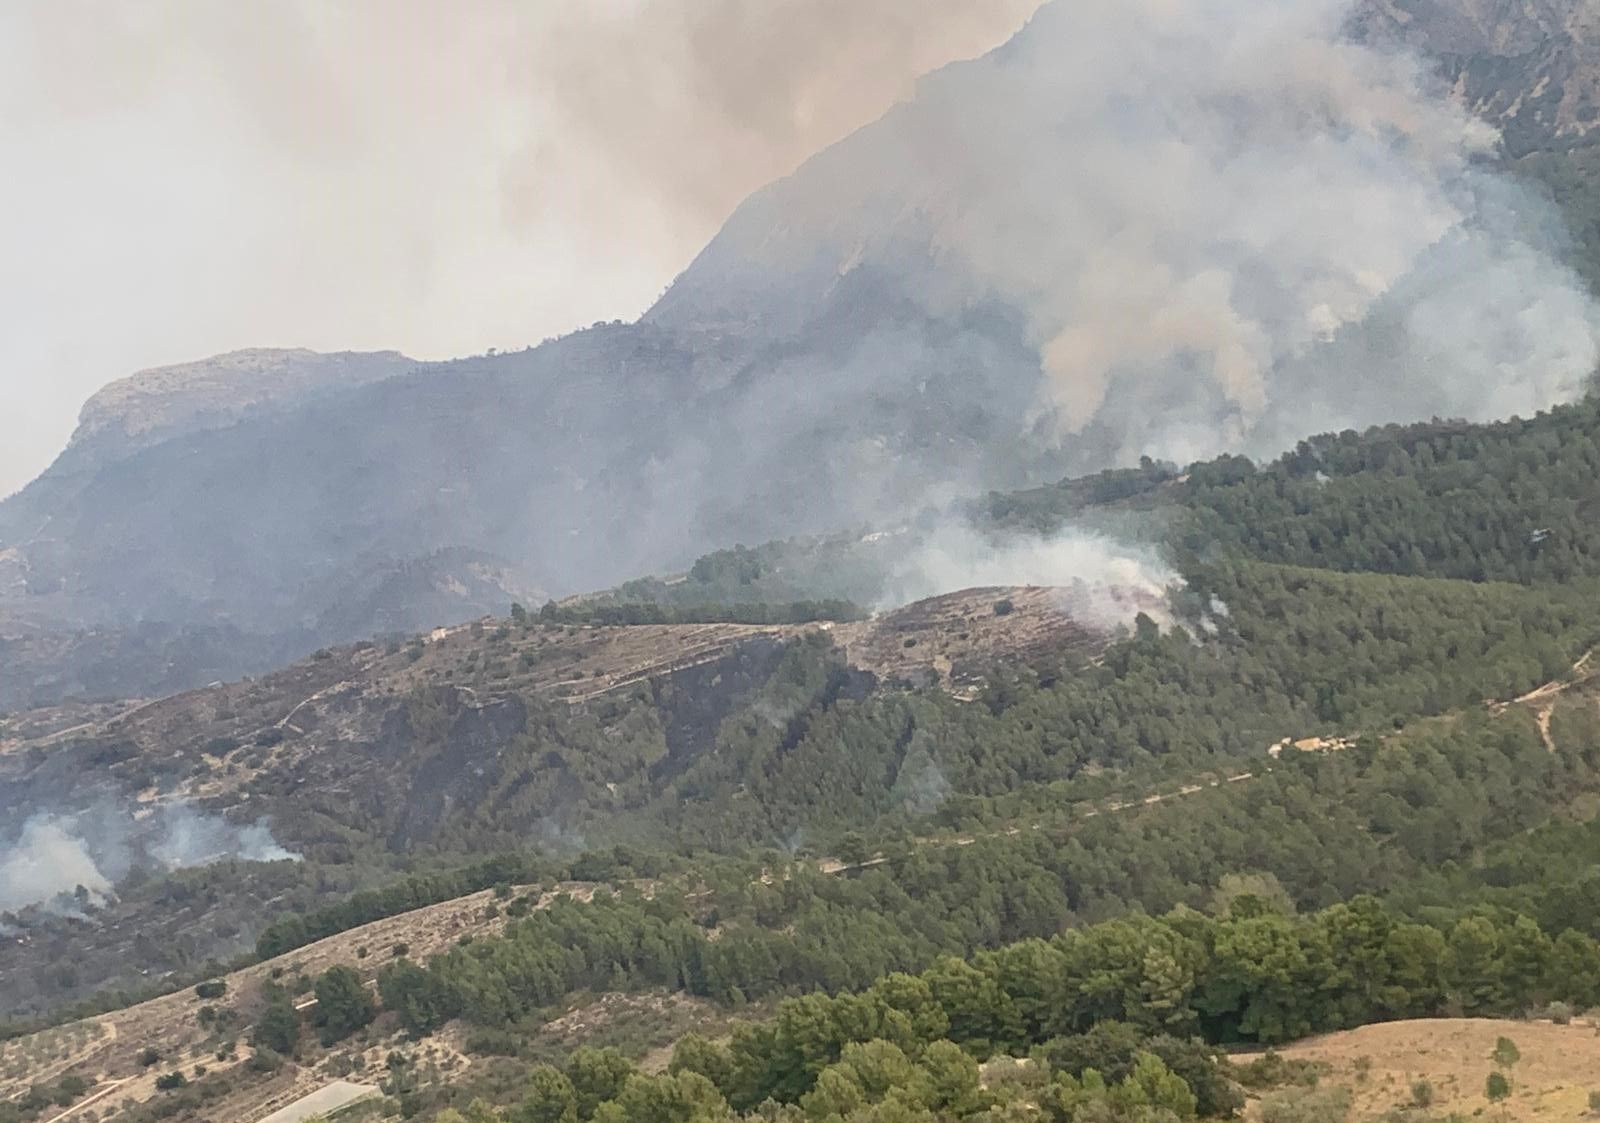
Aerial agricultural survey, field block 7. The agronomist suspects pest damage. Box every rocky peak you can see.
[71,347,415,452]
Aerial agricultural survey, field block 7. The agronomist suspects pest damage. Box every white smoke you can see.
[0,804,298,915]
[674,0,1600,477]
[148,805,298,869]
[0,816,113,913]
[955,0,1600,456]
[881,522,1176,632]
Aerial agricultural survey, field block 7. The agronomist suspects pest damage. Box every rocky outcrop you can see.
[71,348,414,452]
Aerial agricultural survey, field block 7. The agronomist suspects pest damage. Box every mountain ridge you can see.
[5,0,1600,709]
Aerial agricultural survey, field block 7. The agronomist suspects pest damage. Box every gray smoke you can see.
[881,522,1177,630]
[0,803,297,915]
[0,816,112,913]
[950,0,1600,457]
[671,0,1599,485]
[890,737,952,817]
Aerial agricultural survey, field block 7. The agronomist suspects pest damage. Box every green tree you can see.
[379,959,460,1034]
[1487,1070,1512,1104]
[438,1104,508,1123]
[513,1066,578,1123]
[670,1034,734,1090]
[1492,1036,1521,1068]
[835,833,871,867]
[919,1040,982,1116]
[313,966,376,1044]
[1212,872,1295,919]
[600,1072,729,1123]
[566,1047,636,1119]
[252,986,300,1055]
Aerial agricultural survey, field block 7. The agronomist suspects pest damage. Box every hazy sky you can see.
[0,0,1041,497]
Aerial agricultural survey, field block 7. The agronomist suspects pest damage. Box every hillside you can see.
[6,538,1599,1021]
[5,660,1600,1121]
[68,349,417,455]
[0,585,1119,1016]
[5,0,1600,709]
[1356,0,1600,155]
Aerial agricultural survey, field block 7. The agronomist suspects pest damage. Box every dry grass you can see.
[1256,1017,1600,1121]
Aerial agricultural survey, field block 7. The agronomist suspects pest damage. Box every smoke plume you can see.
[668,0,1600,479]
[959,0,1600,457]
[882,523,1177,632]
[0,804,297,915]
[0,817,113,914]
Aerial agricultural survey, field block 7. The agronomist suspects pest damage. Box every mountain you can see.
[0,348,414,539]
[4,0,1599,710]
[66,348,417,460]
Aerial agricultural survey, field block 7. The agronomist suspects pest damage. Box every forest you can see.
[11,392,1600,1122]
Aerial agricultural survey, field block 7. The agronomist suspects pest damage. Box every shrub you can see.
[249,1047,284,1074]
[463,1029,520,1057]
[313,966,376,1044]
[1493,1036,1521,1067]
[194,980,227,1000]
[154,1072,187,1091]
[1259,1087,1352,1123]
[1411,1079,1433,1108]
[53,1075,89,1106]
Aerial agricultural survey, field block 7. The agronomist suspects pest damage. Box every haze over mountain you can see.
[0,0,1042,499]
[4,0,1600,706]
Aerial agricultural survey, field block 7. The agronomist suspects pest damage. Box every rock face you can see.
[71,348,415,453]
[1356,0,1600,154]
